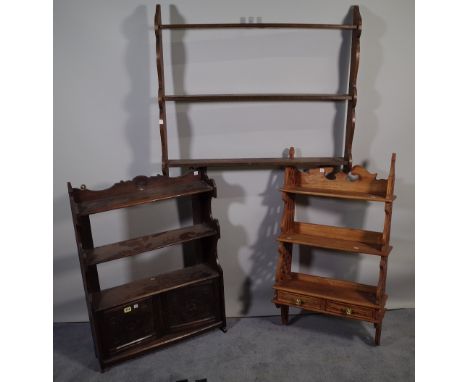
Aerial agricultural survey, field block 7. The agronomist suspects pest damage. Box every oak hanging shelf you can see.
[273,148,397,345]
[154,4,362,174]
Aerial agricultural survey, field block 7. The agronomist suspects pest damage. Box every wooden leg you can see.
[374,321,382,345]
[281,305,289,325]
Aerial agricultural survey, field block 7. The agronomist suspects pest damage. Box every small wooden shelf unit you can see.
[273,148,396,345]
[68,171,226,370]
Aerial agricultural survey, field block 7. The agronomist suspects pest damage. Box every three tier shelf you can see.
[68,170,226,370]
[154,4,362,174]
[273,148,396,345]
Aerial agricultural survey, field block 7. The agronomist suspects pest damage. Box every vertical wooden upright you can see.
[275,147,296,324]
[375,153,396,344]
[67,184,103,360]
[343,6,362,172]
[155,4,169,175]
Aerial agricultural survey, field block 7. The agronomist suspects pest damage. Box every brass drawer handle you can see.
[343,307,353,315]
[295,298,303,305]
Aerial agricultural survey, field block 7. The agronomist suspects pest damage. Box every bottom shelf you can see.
[273,272,381,308]
[93,264,219,312]
[167,156,345,168]
[101,320,224,368]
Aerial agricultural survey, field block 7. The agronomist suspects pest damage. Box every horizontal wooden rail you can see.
[164,94,351,102]
[167,157,346,169]
[160,23,357,30]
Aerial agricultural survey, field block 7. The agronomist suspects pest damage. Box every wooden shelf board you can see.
[164,94,351,102]
[281,186,394,202]
[161,23,357,30]
[167,157,345,169]
[274,272,380,308]
[101,320,224,367]
[93,264,220,312]
[278,223,390,256]
[78,180,213,215]
[86,224,217,266]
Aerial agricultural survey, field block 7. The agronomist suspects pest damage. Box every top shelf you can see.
[160,23,357,30]
[68,172,214,215]
[282,161,396,203]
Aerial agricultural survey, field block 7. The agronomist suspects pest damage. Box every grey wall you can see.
[54,0,414,321]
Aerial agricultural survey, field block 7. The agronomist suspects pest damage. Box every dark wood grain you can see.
[69,174,214,215]
[86,224,217,266]
[101,320,224,368]
[167,157,345,169]
[155,4,169,175]
[68,169,226,370]
[344,6,362,170]
[164,94,351,102]
[93,264,219,312]
[160,23,357,30]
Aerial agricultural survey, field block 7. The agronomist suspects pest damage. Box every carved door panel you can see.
[98,298,156,354]
[162,279,220,332]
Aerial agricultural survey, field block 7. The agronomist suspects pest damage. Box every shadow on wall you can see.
[168,5,249,294]
[293,6,387,291]
[169,5,199,265]
[239,168,284,315]
[121,5,181,280]
[332,8,352,158]
[353,5,385,160]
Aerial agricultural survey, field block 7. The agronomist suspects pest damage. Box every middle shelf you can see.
[85,223,218,266]
[278,222,391,256]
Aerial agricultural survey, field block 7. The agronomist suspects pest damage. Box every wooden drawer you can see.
[277,290,324,311]
[325,300,375,321]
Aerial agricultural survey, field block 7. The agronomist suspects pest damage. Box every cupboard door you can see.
[162,279,220,332]
[98,298,156,354]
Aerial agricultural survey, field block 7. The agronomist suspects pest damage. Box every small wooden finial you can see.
[288,147,295,159]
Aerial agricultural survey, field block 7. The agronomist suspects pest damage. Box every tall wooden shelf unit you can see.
[154,4,362,174]
[273,148,396,345]
[68,171,226,370]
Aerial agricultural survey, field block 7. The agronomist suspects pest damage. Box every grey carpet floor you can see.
[54,309,414,382]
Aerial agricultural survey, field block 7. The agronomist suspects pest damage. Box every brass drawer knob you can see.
[295,298,303,305]
[344,307,353,315]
